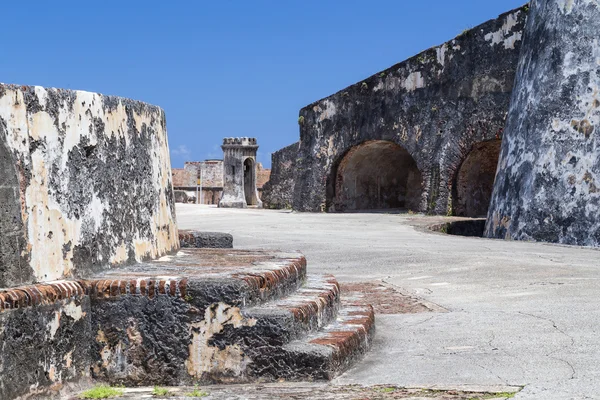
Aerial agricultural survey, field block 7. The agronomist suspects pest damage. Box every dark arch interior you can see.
[454,139,502,218]
[329,141,422,212]
[243,158,255,205]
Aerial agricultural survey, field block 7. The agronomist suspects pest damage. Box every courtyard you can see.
[176,204,600,400]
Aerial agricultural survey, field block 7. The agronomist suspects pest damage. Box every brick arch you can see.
[326,140,423,212]
[452,139,502,218]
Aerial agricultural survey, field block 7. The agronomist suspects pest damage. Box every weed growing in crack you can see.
[79,385,124,399]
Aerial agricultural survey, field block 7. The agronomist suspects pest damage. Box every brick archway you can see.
[453,139,501,218]
[328,140,422,212]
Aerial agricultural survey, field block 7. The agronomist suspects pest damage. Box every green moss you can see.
[79,385,124,399]
[361,82,368,90]
[298,116,305,125]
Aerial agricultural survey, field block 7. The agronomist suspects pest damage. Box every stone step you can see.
[217,274,342,347]
[0,249,374,397]
[246,302,375,381]
[89,248,307,307]
[178,230,233,249]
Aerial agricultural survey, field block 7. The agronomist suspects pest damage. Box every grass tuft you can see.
[185,388,209,397]
[153,386,170,396]
[79,385,124,399]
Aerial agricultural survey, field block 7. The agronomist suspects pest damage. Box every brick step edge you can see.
[0,255,307,312]
[239,274,341,342]
[245,302,375,381]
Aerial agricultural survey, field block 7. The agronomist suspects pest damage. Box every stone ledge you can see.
[179,231,234,249]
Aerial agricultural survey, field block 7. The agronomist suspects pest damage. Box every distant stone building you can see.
[171,141,270,205]
[219,137,263,208]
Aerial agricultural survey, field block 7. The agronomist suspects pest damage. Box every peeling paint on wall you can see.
[0,83,179,286]
[186,303,256,380]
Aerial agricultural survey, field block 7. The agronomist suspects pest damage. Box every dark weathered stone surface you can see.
[272,7,527,214]
[179,231,234,249]
[91,294,194,385]
[261,142,298,209]
[0,119,32,286]
[0,83,179,287]
[486,0,600,246]
[0,282,91,400]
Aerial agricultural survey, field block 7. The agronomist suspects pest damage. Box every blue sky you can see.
[1,0,525,168]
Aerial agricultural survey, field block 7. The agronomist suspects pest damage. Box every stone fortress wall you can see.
[263,6,528,217]
[0,83,179,288]
[261,142,299,209]
[486,0,600,246]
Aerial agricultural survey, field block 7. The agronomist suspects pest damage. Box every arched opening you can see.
[453,139,502,218]
[329,140,422,212]
[244,158,256,206]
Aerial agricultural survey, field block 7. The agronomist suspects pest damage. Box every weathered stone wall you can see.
[172,168,195,188]
[0,84,179,287]
[256,163,271,189]
[486,0,600,246]
[0,281,91,400]
[289,7,527,213]
[181,160,224,188]
[262,142,299,209]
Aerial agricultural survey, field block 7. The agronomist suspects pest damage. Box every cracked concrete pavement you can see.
[176,205,600,399]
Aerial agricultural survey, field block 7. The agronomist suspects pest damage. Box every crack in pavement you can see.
[517,311,576,380]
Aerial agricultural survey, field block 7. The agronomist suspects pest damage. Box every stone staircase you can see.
[0,241,374,398]
[89,247,375,385]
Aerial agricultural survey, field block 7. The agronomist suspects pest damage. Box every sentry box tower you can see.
[218,137,263,208]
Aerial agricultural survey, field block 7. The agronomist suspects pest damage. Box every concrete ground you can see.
[176,204,600,400]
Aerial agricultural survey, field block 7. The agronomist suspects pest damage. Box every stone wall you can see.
[286,6,527,213]
[262,142,299,209]
[486,0,600,246]
[172,168,195,188]
[256,163,271,189]
[0,84,179,287]
[0,281,92,399]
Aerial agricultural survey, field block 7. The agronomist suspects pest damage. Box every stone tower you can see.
[218,137,263,208]
[486,0,600,246]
